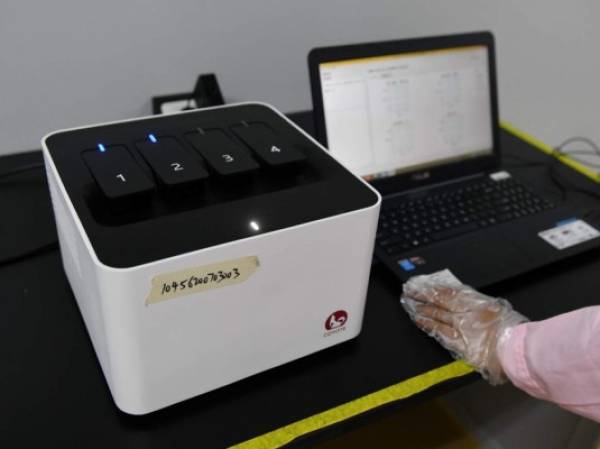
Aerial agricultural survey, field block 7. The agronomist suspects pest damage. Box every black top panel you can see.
[45,103,379,268]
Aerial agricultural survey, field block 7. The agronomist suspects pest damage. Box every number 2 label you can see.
[171,162,183,171]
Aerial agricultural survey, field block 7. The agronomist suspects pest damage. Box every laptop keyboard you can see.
[377,176,554,257]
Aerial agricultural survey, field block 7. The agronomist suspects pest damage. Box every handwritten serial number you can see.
[160,268,241,295]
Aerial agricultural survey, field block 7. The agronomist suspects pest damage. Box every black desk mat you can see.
[1,112,599,448]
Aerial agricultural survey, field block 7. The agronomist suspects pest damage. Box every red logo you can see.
[325,310,348,330]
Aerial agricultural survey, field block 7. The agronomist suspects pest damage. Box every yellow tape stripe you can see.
[500,121,600,183]
[229,360,474,449]
[230,122,572,449]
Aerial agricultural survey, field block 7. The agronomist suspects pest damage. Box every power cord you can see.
[0,161,59,266]
[0,241,59,268]
[0,162,45,181]
[553,136,600,169]
[504,135,600,219]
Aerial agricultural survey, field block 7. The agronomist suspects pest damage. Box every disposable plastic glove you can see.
[401,270,528,385]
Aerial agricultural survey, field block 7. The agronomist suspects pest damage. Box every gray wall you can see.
[2,0,599,154]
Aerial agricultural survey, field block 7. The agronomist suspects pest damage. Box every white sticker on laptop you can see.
[490,171,511,181]
[538,219,600,250]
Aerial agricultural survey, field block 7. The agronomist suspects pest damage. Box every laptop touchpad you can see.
[418,231,529,288]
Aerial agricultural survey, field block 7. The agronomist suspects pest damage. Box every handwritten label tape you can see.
[146,256,259,305]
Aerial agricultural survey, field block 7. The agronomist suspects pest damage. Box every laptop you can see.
[308,31,600,287]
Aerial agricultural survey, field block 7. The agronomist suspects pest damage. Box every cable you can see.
[0,161,57,266]
[554,150,600,169]
[553,136,600,169]
[0,240,58,267]
[552,137,600,203]
[0,162,45,181]
[504,153,569,201]
[555,136,600,155]
[505,136,600,219]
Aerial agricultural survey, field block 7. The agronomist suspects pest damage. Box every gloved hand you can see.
[401,270,528,385]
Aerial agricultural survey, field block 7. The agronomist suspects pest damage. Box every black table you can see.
[1,111,599,448]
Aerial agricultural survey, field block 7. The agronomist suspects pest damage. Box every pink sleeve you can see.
[497,306,600,423]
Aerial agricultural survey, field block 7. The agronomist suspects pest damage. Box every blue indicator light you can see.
[398,259,415,271]
[97,143,106,153]
[556,217,578,227]
[148,134,158,143]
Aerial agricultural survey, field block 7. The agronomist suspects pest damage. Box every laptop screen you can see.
[318,45,494,181]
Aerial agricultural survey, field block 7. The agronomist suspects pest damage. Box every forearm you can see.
[497,306,600,422]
